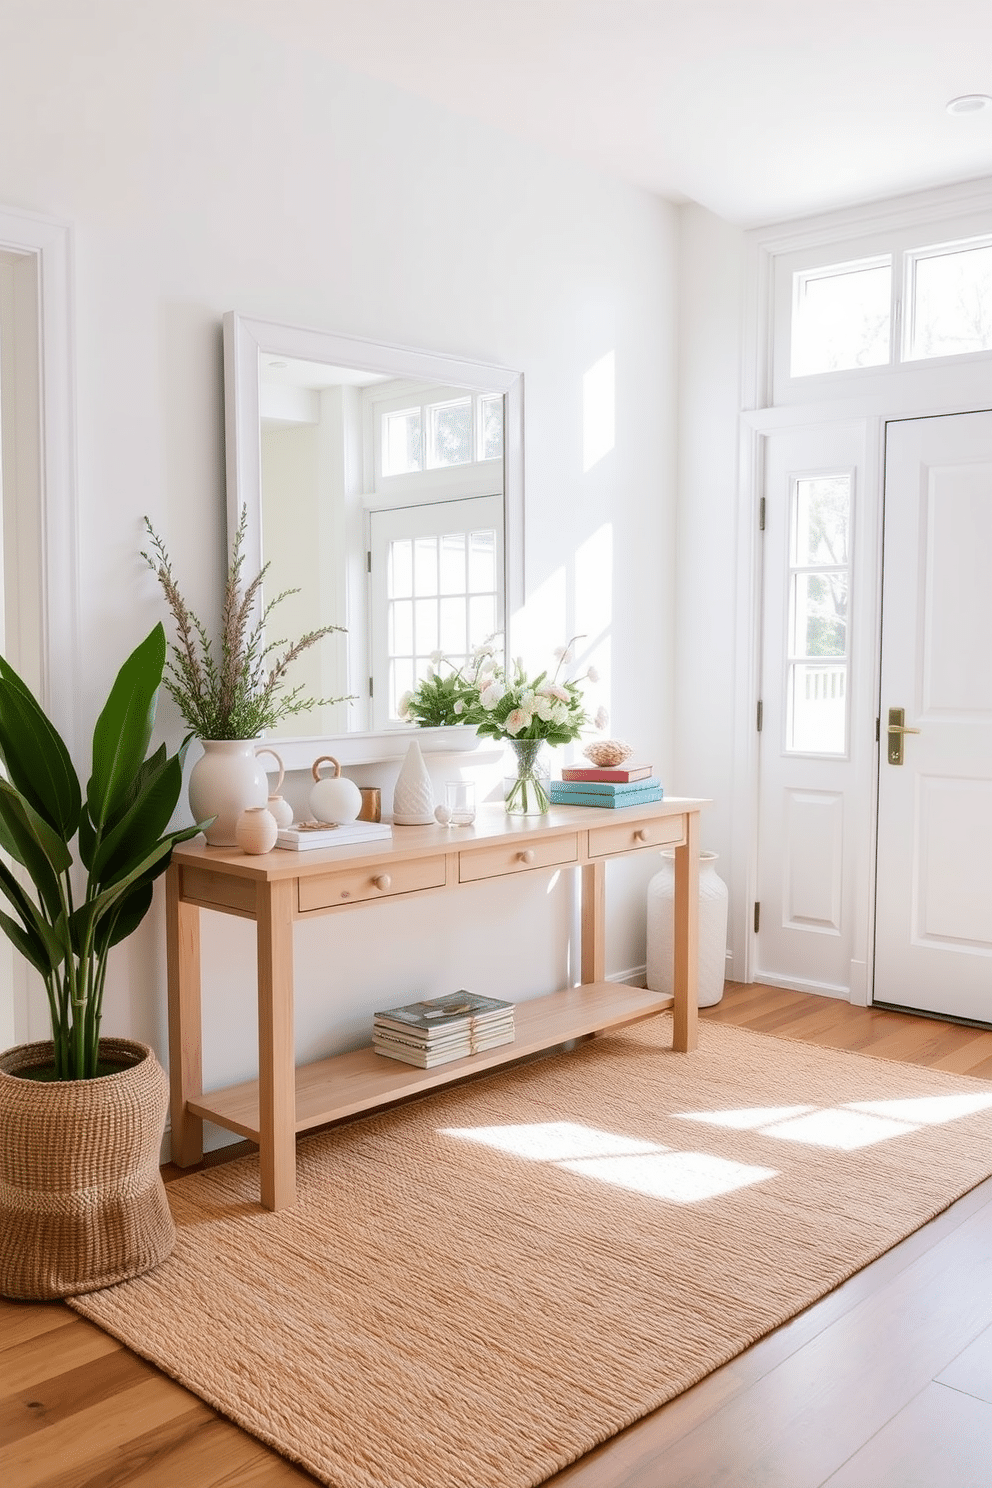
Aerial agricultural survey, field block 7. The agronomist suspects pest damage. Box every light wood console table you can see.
[166,796,705,1210]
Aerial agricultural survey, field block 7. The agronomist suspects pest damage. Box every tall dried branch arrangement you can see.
[143,511,349,739]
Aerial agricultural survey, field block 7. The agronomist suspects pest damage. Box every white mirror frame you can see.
[223,312,524,768]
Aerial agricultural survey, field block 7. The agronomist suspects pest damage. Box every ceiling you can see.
[250,0,992,225]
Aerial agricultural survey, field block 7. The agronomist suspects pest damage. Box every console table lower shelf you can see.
[187,981,674,1144]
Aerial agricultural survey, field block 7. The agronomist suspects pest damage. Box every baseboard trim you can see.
[752,971,851,1001]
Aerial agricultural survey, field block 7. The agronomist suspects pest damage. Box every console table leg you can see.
[166,862,204,1168]
[581,860,606,984]
[673,812,700,1052]
[257,878,296,1211]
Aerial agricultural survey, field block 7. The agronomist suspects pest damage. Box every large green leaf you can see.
[91,751,183,885]
[70,824,198,949]
[86,625,166,831]
[0,658,81,838]
[0,906,52,978]
[94,880,155,955]
[0,859,66,972]
[0,781,64,921]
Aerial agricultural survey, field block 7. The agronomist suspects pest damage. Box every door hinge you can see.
[366,550,372,573]
[756,699,763,732]
[368,676,374,698]
[754,901,761,933]
[875,716,880,742]
[759,497,766,531]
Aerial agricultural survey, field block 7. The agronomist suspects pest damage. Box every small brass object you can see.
[887,707,921,766]
[358,786,382,823]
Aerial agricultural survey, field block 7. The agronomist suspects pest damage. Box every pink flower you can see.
[504,708,530,736]
[594,706,609,731]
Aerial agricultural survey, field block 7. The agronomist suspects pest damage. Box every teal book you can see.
[549,787,664,809]
[551,775,662,797]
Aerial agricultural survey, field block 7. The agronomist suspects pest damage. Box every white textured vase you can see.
[188,739,268,847]
[256,746,294,828]
[646,850,729,1008]
[234,805,279,854]
[392,739,435,825]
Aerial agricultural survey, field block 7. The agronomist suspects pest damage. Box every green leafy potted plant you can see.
[0,623,204,1300]
[143,510,349,844]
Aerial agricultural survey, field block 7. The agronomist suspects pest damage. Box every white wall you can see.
[0,3,680,1133]
[674,204,747,971]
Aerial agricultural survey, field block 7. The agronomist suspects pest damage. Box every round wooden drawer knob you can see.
[373,874,392,891]
[517,849,535,864]
[635,829,650,843]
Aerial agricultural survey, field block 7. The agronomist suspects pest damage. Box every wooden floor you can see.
[4,982,992,1487]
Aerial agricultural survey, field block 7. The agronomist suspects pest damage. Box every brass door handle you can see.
[886,708,921,765]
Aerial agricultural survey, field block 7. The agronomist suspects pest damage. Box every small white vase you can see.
[188,739,268,847]
[393,739,435,825]
[646,850,729,1007]
[255,747,294,828]
[234,805,279,854]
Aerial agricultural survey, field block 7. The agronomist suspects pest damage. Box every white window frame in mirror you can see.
[223,312,523,769]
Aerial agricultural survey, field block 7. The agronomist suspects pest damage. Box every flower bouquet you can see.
[465,638,606,814]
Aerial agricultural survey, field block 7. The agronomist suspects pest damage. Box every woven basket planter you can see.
[0,1038,176,1300]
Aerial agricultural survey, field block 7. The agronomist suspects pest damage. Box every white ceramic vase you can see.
[645,850,729,1007]
[393,739,435,825]
[256,746,294,829]
[188,739,268,847]
[309,755,362,824]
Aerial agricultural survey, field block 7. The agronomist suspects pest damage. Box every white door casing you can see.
[874,410,992,1021]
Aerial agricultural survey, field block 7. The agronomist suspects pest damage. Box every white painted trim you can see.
[754,971,850,1000]
[0,205,78,752]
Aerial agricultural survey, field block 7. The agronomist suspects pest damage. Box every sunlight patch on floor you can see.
[757,1108,920,1150]
[675,1105,816,1130]
[441,1121,779,1202]
[561,1151,778,1203]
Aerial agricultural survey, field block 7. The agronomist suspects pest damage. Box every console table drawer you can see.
[299,857,446,912]
[459,835,578,884]
[588,816,685,859]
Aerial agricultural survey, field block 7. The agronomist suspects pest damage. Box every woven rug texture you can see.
[70,1015,992,1488]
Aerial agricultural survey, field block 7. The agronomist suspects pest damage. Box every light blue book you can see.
[549,786,664,809]
[551,775,662,797]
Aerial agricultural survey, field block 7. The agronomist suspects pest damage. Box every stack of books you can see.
[276,820,392,851]
[550,763,663,810]
[373,991,515,1068]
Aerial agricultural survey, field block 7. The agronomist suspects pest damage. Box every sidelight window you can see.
[786,474,852,755]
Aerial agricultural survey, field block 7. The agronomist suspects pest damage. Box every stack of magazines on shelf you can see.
[550,761,663,810]
[373,991,515,1068]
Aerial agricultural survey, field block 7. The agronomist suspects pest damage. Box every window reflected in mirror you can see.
[258,357,505,735]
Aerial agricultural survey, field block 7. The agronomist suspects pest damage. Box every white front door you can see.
[874,410,992,1022]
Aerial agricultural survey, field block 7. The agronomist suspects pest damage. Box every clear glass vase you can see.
[504,738,551,816]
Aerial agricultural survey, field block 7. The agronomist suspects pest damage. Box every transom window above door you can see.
[773,218,992,397]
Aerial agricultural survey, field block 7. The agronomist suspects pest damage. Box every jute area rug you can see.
[70,1015,992,1488]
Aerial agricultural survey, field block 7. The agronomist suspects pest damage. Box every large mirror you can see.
[223,313,523,767]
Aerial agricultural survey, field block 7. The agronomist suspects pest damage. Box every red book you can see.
[561,764,653,783]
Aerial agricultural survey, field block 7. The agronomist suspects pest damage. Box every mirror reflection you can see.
[224,315,523,749]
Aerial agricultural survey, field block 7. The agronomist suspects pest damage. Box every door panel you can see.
[874,411,992,1020]
[755,423,870,996]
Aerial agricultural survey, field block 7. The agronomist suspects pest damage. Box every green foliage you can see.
[0,624,204,1080]
[143,510,350,740]
[398,653,486,727]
